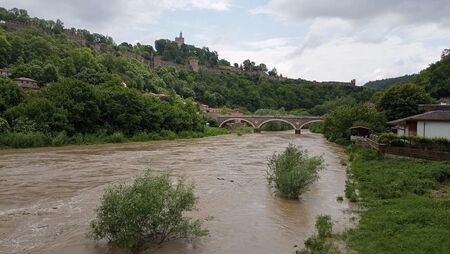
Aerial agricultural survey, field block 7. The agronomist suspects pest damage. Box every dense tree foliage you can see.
[363,74,415,90]
[90,172,207,253]
[414,50,450,98]
[188,71,373,111]
[376,83,434,121]
[323,104,386,144]
[0,77,204,144]
[0,7,448,152]
[364,49,450,100]
[267,144,323,199]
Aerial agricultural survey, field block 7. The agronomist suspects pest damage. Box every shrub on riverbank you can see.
[297,215,341,254]
[322,104,386,144]
[267,144,323,199]
[0,131,51,148]
[378,133,450,152]
[89,172,207,254]
[308,122,324,133]
[344,146,450,253]
[0,127,232,149]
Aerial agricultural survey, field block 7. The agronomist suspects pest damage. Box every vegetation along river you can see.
[0,131,353,254]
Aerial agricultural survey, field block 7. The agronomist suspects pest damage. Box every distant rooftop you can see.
[14,77,37,82]
[418,103,450,112]
[388,111,450,125]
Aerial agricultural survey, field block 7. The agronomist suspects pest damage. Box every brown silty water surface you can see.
[0,131,353,254]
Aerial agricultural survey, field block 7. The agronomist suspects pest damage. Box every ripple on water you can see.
[0,131,353,254]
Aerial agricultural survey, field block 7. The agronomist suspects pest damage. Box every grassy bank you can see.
[344,146,450,254]
[0,127,238,149]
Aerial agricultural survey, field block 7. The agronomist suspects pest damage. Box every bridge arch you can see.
[299,119,324,129]
[218,118,256,128]
[257,119,297,130]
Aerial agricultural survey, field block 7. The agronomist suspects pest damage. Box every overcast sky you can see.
[1,0,449,84]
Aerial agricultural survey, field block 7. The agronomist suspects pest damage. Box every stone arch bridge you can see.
[215,115,323,134]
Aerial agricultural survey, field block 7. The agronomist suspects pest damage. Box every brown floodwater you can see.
[0,131,352,254]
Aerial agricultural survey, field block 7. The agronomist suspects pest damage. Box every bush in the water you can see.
[316,215,333,239]
[89,172,207,254]
[267,144,323,199]
[297,215,340,254]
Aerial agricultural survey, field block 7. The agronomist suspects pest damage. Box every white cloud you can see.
[247,0,450,84]
[253,0,450,25]
[211,33,443,85]
[290,38,441,84]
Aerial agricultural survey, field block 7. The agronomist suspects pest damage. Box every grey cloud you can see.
[256,1,450,58]
[0,0,232,42]
[0,0,123,30]
[262,0,450,25]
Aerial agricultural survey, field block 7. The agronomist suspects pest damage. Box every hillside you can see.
[364,50,450,99]
[414,49,450,98]
[364,74,415,90]
[0,7,378,148]
[0,7,373,110]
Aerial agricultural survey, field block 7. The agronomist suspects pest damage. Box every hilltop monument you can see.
[175,32,184,48]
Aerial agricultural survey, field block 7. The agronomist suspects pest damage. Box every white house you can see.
[388,110,450,139]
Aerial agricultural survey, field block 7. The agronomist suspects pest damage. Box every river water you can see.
[0,131,352,254]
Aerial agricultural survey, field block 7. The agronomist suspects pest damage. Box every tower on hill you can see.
[175,32,184,48]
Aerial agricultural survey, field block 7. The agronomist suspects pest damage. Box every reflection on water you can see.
[0,131,352,254]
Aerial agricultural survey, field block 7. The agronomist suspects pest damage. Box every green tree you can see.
[0,117,10,133]
[41,63,59,84]
[268,67,278,76]
[68,48,99,73]
[323,104,386,143]
[376,83,434,120]
[309,96,356,116]
[267,144,323,199]
[44,78,100,133]
[414,50,450,98]
[6,97,68,133]
[0,35,12,67]
[90,172,207,254]
[259,63,268,72]
[0,77,24,115]
[95,86,162,134]
[218,59,230,66]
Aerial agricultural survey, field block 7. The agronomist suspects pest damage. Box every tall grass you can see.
[0,132,51,148]
[345,146,450,254]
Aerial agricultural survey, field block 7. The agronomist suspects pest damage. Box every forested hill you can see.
[414,49,450,99]
[0,7,378,147]
[364,50,450,99]
[364,74,415,90]
[0,7,374,111]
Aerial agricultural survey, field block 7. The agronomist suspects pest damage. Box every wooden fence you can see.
[355,135,450,161]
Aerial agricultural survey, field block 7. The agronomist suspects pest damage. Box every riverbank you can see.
[344,146,450,253]
[0,127,253,149]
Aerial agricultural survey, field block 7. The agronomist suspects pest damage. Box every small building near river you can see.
[387,110,450,139]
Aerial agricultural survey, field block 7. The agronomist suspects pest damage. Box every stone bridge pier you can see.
[215,115,323,134]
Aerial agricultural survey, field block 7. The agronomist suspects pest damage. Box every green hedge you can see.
[379,133,450,152]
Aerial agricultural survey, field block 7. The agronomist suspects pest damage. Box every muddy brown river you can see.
[0,131,352,254]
